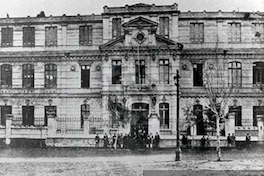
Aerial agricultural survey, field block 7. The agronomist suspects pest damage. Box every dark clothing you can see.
[95,135,100,148]
[200,136,206,149]
[154,134,160,149]
[227,135,232,146]
[246,135,251,147]
[103,135,109,148]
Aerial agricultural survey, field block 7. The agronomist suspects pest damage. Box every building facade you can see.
[0,3,264,147]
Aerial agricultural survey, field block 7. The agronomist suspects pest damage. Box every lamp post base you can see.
[175,147,181,161]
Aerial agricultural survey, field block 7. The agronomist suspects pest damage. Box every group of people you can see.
[200,135,211,149]
[227,133,236,147]
[95,132,161,150]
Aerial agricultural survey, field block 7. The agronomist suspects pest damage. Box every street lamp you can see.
[174,70,181,161]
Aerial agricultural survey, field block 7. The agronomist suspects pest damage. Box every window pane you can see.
[112,18,121,39]
[22,64,34,88]
[45,26,57,46]
[1,27,13,47]
[45,64,57,88]
[23,27,35,47]
[1,64,12,88]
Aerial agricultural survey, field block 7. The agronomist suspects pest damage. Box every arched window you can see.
[228,61,242,87]
[1,64,12,88]
[22,64,34,88]
[45,64,57,88]
[159,103,169,129]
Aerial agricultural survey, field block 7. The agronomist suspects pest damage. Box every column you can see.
[148,109,160,135]
[47,111,56,137]
[257,115,264,143]
[5,114,13,145]
[225,112,235,137]
[83,115,90,134]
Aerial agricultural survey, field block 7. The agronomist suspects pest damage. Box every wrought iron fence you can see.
[12,116,46,127]
[89,117,109,134]
[56,117,84,134]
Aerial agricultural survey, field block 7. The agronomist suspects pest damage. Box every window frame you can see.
[23,27,35,47]
[193,63,203,87]
[79,25,93,45]
[45,26,57,46]
[22,64,34,88]
[1,64,12,88]
[135,60,146,84]
[159,103,169,129]
[81,104,90,128]
[159,17,169,38]
[81,65,90,88]
[190,23,204,43]
[228,61,242,87]
[229,106,242,126]
[228,22,241,43]
[159,59,170,84]
[45,64,57,88]
[112,18,122,39]
[112,60,122,84]
[1,27,13,47]
[253,62,264,86]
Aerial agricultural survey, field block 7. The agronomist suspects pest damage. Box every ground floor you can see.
[1,95,264,147]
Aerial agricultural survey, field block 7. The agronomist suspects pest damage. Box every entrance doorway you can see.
[131,103,149,133]
[193,104,205,135]
[131,103,149,148]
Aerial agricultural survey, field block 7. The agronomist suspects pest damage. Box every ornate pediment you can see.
[122,17,158,28]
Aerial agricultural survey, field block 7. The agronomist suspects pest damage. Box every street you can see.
[0,146,264,175]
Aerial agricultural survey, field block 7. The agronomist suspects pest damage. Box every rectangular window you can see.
[229,106,242,126]
[228,23,241,43]
[253,62,264,86]
[228,62,242,87]
[193,63,203,86]
[45,64,57,88]
[159,17,169,38]
[0,105,11,126]
[190,23,204,43]
[112,60,122,84]
[253,23,264,42]
[112,18,122,39]
[159,60,169,84]
[1,27,13,47]
[79,26,93,45]
[81,65,90,88]
[1,64,12,88]
[81,104,90,128]
[44,106,56,126]
[22,64,34,88]
[22,106,34,126]
[253,106,264,127]
[23,27,35,47]
[159,103,169,129]
[135,60,145,84]
[45,26,57,46]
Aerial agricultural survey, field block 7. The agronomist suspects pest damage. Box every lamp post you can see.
[174,70,181,161]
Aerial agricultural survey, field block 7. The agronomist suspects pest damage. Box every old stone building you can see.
[0,3,263,147]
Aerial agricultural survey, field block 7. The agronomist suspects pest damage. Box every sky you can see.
[1,0,264,18]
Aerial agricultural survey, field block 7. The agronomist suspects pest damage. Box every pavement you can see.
[0,147,263,175]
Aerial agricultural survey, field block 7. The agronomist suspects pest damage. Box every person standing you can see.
[200,135,206,150]
[112,133,117,150]
[95,134,100,148]
[154,132,160,149]
[206,135,211,149]
[119,133,124,148]
[231,133,236,147]
[246,133,251,147]
[103,133,109,148]
[227,133,232,147]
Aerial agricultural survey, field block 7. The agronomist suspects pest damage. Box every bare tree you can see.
[203,53,238,161]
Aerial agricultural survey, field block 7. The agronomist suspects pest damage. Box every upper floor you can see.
[0,3,263,52]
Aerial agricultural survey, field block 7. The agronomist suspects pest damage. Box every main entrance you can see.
[130,103,149,148]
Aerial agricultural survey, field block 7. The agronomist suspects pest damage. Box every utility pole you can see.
[174,70,181,161]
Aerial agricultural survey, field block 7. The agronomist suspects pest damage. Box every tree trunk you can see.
[216,116,221,161]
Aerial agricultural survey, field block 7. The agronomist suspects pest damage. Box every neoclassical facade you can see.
[0,3,264,146]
